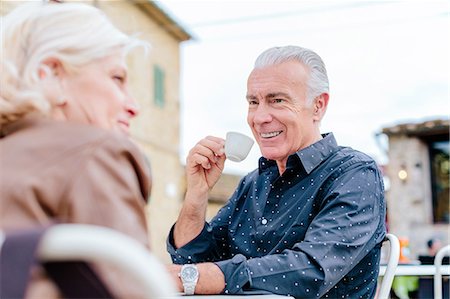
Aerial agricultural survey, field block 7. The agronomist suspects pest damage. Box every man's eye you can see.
[273,98,284,103]
[248,100,258,105]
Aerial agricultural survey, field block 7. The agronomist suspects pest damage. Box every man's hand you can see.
[166,263,225,294]
[186,136,226,195]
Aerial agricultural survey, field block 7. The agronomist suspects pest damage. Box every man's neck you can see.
[276,133,323,175]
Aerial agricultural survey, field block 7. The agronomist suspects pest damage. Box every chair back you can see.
[434,244,450,299]
[1,224,176,298]
[377,233,400,299]
[38,224,177,298]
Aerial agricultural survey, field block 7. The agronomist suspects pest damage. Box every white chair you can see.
[36,224,177,298]
[377,233,401,299]
[434,244,450,299]
[0,232,4,249]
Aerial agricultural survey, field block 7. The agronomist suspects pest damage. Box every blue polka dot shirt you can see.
[167,133,386,298]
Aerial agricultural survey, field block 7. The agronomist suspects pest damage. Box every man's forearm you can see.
[173,190,209,248]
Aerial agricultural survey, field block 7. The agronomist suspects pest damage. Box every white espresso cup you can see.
[225,132,254,162]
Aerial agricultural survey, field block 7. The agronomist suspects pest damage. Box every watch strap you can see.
[183,283,196,295]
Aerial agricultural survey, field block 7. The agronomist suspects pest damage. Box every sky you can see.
[157,0,449,175]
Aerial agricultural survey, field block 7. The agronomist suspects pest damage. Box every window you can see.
[429,139,449,223]
[153,65,165,108]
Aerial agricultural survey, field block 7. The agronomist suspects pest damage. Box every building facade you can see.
[382,118,449,258]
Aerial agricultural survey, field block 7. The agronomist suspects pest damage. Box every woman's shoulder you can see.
[40,120,152,197]
[3,117,147,164]
[36,119,141,153]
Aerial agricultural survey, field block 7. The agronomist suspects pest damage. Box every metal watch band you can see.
[183,283,195,295]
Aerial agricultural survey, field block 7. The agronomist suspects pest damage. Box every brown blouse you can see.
[0,116,152,298]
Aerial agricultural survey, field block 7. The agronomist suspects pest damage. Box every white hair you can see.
[254,45,329,105]
[0,2,145,128]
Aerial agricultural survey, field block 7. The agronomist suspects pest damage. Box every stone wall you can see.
[386,134,449,257]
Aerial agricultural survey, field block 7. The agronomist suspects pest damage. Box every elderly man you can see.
[167,45,386,298]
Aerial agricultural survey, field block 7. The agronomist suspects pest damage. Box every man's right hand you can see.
[185,136,226,196]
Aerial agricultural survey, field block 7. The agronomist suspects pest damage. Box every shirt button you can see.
[261,219,268,225]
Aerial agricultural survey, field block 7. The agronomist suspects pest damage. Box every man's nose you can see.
[252,103,272,124]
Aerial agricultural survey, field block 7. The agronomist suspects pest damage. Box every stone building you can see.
[1,0,192,261]
[382,118,449,258]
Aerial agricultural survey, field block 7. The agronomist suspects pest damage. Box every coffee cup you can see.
[225,132,254,162]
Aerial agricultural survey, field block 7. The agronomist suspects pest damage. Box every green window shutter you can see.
[154,65,165,108]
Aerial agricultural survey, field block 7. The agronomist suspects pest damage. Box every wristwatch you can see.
[179,264,199,295]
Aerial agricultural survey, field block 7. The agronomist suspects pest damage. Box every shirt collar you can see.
[258,133,339,174]
[297,133,338,174]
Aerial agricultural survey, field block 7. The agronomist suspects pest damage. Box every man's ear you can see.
[38,57,65,79]
[313,93,329,122]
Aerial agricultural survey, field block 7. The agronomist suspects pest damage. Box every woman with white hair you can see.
[1,2,151,298]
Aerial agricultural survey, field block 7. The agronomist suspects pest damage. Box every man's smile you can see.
[260,130,283,138]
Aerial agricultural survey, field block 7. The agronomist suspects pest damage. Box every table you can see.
[171,293,293,298]
[379,264,450,276]
[179,296,292,298]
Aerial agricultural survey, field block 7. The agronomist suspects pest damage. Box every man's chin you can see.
[261,150,284,161]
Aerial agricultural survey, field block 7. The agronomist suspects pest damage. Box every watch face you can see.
[181,265,198,282]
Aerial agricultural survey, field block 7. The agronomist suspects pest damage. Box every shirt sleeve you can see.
[167,222,222,264]
[216,160,386,297]
[166,178,250,264]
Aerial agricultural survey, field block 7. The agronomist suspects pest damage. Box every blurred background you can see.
[2,0,448,266]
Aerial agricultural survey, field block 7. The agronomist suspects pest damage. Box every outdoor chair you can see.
[0,224,176,298]
[434,244,450,299]
[377,233,401,299]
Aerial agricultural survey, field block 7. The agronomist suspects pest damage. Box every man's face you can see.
[246,61,319,165]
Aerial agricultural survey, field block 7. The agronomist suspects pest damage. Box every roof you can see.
[135,1,192,42]
[382,118,450,138]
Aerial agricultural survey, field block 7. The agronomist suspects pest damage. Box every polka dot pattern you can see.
[167,133,386,298]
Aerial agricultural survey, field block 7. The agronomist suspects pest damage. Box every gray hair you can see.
[0,2,146,128]
[254,45,329,105]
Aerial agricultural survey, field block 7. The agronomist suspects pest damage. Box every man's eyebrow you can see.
[246,92,291,100]
[266,92,291,99]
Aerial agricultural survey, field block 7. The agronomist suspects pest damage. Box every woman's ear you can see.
[38,57,65,79]
[313,93,329,122]
[38,58,68,107]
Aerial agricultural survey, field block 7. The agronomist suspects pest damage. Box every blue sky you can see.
[157,1,449,175]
